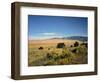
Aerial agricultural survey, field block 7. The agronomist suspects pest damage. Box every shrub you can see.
[45,61,54,65]
[72,48,76,53]
[54,56,60,61]
[81,43,88,47]
[38,47,43,50]
[48,48,50,50]
[59,60,65,65]
[74,41,79,47]
[46,53,53,59]
[56,43,65,48]
[76,46,87,55]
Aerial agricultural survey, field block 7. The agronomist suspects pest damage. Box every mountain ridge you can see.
[51,36,87,41]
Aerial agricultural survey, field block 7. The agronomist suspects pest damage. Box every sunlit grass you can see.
[28,40,87,66]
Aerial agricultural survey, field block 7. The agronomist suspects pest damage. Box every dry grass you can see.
[29,39,81,48]
[28,39,87,66]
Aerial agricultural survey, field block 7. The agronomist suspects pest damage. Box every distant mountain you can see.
[50,36,87,42]
[65,36,88,41]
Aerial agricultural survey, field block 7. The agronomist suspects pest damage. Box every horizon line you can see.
[29,35,88,40]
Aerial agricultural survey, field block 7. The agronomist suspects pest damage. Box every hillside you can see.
[66,36,87,41]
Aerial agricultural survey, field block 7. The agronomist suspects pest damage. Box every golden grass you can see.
[29,39,81,48]
[28,39,87,66]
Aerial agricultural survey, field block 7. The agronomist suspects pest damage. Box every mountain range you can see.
[52,36,87,41]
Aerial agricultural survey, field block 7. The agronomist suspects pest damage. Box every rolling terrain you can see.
[28,37,88,66]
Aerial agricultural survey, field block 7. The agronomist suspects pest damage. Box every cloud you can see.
[29,32,65,40]
[42,32,57,36]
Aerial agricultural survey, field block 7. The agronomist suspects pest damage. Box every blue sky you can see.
[28,15,87,40]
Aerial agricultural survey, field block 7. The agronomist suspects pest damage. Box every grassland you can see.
[28,39,88,66]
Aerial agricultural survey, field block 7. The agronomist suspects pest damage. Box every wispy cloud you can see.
[42,32,57,36]
[29,32,65,40]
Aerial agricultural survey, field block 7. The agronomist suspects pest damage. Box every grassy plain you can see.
[28,39,88,66]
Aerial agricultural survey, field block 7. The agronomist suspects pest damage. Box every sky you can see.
[28,15,88,40]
